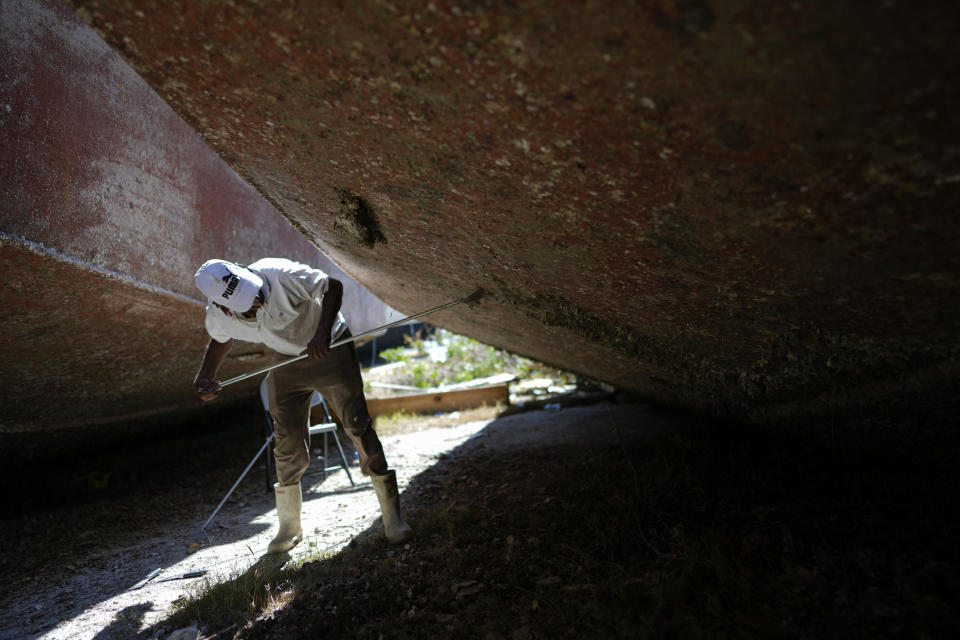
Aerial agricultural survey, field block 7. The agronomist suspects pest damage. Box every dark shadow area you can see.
[0,399,263,518]
[145,403,960,639]
[0,396,264,471]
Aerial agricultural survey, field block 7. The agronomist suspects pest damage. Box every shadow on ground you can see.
[146,403,960,639]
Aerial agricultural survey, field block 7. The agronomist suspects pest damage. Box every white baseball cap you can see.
[194,259,263,312]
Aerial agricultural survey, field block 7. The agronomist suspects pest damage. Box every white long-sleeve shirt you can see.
[203,258,347,356]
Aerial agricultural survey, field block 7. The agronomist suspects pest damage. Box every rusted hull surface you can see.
[0,0,391,442]
[9,0,960,431]
[1,240,214,431]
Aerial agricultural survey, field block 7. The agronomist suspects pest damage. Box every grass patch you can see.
[370,409,419,429]
[166,547,339,632]
[373,404,505,436]
[167,559,293,630]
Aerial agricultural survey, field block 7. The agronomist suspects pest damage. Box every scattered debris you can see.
[129,567,161,591]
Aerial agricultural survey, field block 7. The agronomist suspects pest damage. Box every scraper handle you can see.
[219,288,485,388]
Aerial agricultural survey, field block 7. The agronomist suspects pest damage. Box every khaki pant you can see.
[266,335,386,485]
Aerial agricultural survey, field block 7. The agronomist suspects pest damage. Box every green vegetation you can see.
[170,546,334,630]
[377,329,565,389]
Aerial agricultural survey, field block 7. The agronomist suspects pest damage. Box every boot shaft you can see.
[268,482,303,554]
[371,471,412,544]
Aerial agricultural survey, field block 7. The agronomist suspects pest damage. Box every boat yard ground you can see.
[2,396,958,639]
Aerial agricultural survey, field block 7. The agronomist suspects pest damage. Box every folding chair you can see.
[200,379,359,533]
[258,378,355,490]
[306,390,355,485]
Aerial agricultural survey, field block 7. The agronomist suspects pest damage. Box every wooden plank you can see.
[364,384,510,418]
[435,372,517,391]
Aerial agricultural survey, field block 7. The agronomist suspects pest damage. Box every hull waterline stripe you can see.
[1,230,206,307]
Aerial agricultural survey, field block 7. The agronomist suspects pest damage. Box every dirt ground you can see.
[2,397,959,639]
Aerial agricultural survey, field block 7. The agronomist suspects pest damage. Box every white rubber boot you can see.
[267,482,303,554]
[371,470,413,544]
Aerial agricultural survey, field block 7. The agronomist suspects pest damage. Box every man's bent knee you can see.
[340,395,373,439]
[275,451,309,485]
[273,432,310,485]
[358,429,387,476]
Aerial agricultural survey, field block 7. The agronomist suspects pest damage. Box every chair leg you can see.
[332,431,355,486]
[202,432,275,532]
[322,432,329,480]
[263,410,275,493]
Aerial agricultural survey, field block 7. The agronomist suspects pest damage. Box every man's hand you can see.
[305,331,331,358]
[304,277,342,359]
[194,376,222,401]
[195,338,232,401]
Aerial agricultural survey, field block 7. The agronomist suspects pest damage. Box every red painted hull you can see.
[4,0,960,444]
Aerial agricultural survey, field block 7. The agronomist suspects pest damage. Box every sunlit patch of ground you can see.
[373,404,505,437]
